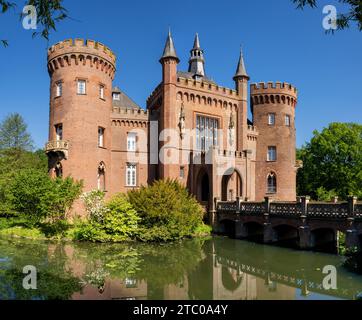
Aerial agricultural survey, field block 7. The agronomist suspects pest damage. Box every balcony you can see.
[45,140,69,159]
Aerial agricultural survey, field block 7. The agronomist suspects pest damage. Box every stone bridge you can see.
[212,196,362,253]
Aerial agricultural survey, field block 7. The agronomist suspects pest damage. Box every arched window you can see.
[97,162,106,191]
[267,173,277,193]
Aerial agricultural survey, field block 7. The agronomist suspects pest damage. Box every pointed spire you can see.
[160,29,179,63]
[189,33,205,78]
[233,46,249,80]
[193,33,200,49]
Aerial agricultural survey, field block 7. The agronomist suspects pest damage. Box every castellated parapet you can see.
[250,82,298,109]
[47,38,116,79]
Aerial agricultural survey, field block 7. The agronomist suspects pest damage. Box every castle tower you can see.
[158,30,180,179]
[46,39,116,194]
[188,33,205,79]
[233,47,250,151]
[250,82,298,201]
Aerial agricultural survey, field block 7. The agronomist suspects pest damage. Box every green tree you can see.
[292,0,362,32]
[0,149,48,216]
[0,113,33,151]
[297,122,362,200]
[8,169,82,223]
[1,0,68,47]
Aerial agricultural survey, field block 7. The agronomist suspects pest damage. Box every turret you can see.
[233,47,249,151]
[46,38,116,194]
[188,33,205,79]
[250,82,298,201]
[158,30,179,179]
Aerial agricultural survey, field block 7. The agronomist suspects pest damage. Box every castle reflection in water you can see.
[67,238,362,300]
[1,236,362,300]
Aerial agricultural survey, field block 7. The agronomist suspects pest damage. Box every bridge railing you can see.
[239,202,265,215]
[307,203,349,218]
[215,196,361,220]
[269,202,303,217]
[216,201,239,213]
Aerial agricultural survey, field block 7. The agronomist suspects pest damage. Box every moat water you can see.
[1,235,362,300]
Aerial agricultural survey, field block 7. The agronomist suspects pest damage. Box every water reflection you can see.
[1,236,362,300]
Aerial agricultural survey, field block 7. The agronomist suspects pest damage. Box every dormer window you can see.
[113,92,120,100]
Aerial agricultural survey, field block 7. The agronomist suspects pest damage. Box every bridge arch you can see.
[218,219,237,238]
[272,224,300,249]
[311,228,337,253]
[221,167,243,201]
[243,221,264,242]
[221,266,244,293]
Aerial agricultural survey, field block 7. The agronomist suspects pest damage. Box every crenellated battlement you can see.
[177,77,238,99]
[47,38,116,79]
[112,106,150,118]
[250,82,298,107]
[111,107,150,128]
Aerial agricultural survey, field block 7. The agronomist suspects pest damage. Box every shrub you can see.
[80,190,109,222]
[127,179,205,241]
[74,195,140,242]
[8,169,83,224]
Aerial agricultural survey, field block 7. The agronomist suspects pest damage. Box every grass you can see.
[0,217,212,242]
[0,217,74,240]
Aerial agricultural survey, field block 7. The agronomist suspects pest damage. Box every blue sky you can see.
[0,0,361,149]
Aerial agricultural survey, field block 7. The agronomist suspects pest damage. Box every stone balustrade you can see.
[215,196,360,219]
[45,140,69,159]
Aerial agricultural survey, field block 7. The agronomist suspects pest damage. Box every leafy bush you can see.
[0,148,48,217]
[80,190,109,222]
[127,179,205,242]
[316,187,338,202]
[74,195,140,242]
[8,169,83,224]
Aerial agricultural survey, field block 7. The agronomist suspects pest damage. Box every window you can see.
[196,115,219,151]
[126,164,137,187]
[98,127,105,147]
[99,85,105,99]
[56,82,62,97]
[285,115,291,126]
[55,124,63,141]
[267,173,277,193]
[268,113,275,125]
[127,132,136,151]
[180,166,185,179]
[267,146,277,161]
[113,92,120,100]
[77,80,86,95]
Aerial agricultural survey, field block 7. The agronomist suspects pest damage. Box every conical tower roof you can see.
[234,47,249,80]
[160,29,179,63]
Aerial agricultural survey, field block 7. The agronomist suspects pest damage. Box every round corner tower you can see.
[46,38,116,194]
[250,82,298,201]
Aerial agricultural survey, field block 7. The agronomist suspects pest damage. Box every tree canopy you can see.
[1,0,68,47]
[0,113,33,151]
[297,122,362,200]
[292,0,362,32]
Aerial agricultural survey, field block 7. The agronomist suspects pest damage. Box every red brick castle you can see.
[46,32,299,214]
